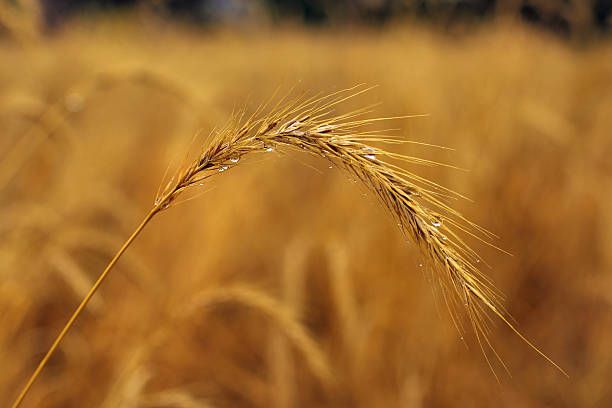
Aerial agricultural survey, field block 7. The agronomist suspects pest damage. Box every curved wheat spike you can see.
[185,284,333,389]
[153,86,567,379]
[12,85,566,408]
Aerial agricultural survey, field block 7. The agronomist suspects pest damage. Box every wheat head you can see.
[12,85,566,408]
[154,85,565,377]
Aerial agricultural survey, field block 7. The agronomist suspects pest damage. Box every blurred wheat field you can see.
[2,17,612,408]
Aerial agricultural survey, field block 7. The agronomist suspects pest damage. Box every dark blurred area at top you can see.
[29,0,612,38]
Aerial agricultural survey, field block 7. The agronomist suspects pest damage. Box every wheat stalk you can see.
[11,85,566,408]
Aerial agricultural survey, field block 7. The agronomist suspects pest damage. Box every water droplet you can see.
[432,220,441,227]
[364,154,376,160]
[353,179,358,184]
[418,263,423,267]
[441,234,447,241]
[230,156,239,163]
[218,167,225,172]
[318,125,335,133]
[397,223,403,228]
[266,147,274,152]
[328,164,333,169]
[475,259,480,263]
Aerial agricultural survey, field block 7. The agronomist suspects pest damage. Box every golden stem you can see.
[11,207,159,408]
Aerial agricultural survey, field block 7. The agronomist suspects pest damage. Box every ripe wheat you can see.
[11,85,566,408]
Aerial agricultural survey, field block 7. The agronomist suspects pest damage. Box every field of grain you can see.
[1,15,612,408]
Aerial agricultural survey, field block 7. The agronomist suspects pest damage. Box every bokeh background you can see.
[1,1,612,407]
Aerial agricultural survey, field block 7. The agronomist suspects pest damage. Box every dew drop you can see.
[476,259,480,263]
[432,220,441,227]
[266,147,274,152]
[419,263,423,267]
[230,156,240,163]
[364,154,376,160]
[328,164,333,169]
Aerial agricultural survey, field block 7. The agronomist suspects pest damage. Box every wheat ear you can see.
[12,85,566,408]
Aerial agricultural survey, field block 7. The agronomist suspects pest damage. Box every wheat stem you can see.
[11,208,159,408]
